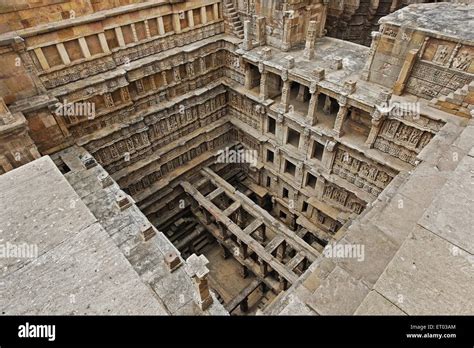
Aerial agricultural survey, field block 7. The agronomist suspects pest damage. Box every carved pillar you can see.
[323,95,331,114]
[361,31,381,81]
[276,113,284,145]
[157,17,166,35]
[259,70,268,100]
[281,79,291,112]
[365,109,387,148]
[185,254,213,311]
[78,37,91,58]
[319,0,329,37]
[322,140,337,172]
[220,243,230,259]
[213,3,220,20]
[393,49,419,96]
[255,16,266,46]
[187,10,194,28]
[56,43,71,65]
[98,33,110,53]
[259,258,268,277]
[281,16,291,52]
[243,20,252,51]
[200,7,207,25]
[302,128,311,160]
[296,84,307,102]
[33,48,50,70]
[244,63,252,89]
[115,27,126,47]
[333,97,349,137]
[172,13,182,33]
[307,83,320,126]
[304,20,317,60]
[296,162,304,188]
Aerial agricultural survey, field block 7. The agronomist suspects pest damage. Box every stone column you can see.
[213,3,220,20]
[307,83,320,126]
[333,96,349,137]
[276,241,287,260]
[276,113,284,146]
[78,37,91,58]
[200,7,207,25]
[240,298,249,312]
[34,48,50,70]
[240,265,249,278]
[279,275,288,291]
[220,243,230,259]
[323,95,331,114]
[296,162,304,188]
[157,17,166,35]
[365,109,386,148]
[296,84,307,102]
[302,128,311,158]
[259,258,268,276]
[244,63,252,89]
[322,140,337,172]
[239,241,248,259]
[115,27,126,47]
[281,79,291,113]
[56,43,71,65]
[361,31,381,81]
[172,13,182,33]
[281,16,292,52]
[319,0,329,37]
[217,221,229,240]
[304,20,317,60]
[187,10,194,28]
[259,71,268,100]
[243,20,252,51]
[255,16,266,46]
[98,33,110,53]
[185,254,213,311]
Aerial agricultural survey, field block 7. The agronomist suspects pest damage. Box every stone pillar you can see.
[240,265,249,278]
[213,3,220,20]
[304,20,317,60]
[56,43,71,65]
[157,17,166,35]
[115,27,126,47]
[239,298,249,312]
[279,275,288,291]
[296,84,307,102]
[201,7,207,25]
[78,37,91,58]
[361,31,381,81]
[243,20,252,51]
[365,109,386,148]
[185,254,213,311]
[217,221,229,240]
[281,79,291,113]
[319,0,329,37]
[276,241,286,260]
[393,49,419,96]
[239,241,248,259]
[130,23,139,42]
[259,258,268,276]
[302,128,311,157]
[172,13,182,33]
[244,63,252,89]
[34,48,50,70]
[307,83,320,126]
[220,243,230,259]
[281,17,291,52]
[98,33,110,53]
[259,71,268,100]
[257,224,266,242]
[333,97,349,137]
[187,10,194,28]
[255,16,266,46]
[276,113,284,145]
[323,95,331,114]
[322,140,337,171]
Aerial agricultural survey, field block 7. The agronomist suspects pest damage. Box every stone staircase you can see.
[430,81,474,118]
[223,0,244,39]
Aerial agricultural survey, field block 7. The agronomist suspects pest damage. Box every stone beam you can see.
[224,279,261,313]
